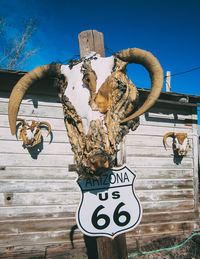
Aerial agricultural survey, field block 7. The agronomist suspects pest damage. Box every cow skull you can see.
[163,132,189,156]
[16,118,51,148]
[8,48,163,177]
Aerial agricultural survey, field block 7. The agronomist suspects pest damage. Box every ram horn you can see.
[163,132,175,147]
[116,48,164,123]
[39,121,51,137]
[16,118,27,125]
[8,63,61,135]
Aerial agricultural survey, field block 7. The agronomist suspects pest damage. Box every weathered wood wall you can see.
[0,73,199,257]
[125,103,199,248]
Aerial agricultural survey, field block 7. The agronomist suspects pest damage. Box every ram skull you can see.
[163,132,189,156]
[16,118,51,148]
[8,48,163,177]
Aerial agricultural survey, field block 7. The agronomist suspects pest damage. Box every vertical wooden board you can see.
[191,108,199,212]
[166,71,171,92]
[78,30,105,58]
[97,234,128,259]
[92,30,105,57]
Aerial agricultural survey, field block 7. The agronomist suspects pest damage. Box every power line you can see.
[165,66,200,78]
[106,46,200,79]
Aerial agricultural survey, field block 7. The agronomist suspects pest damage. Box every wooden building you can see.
[0,69,200,257]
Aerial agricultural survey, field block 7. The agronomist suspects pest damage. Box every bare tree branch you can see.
[0,17,39,70]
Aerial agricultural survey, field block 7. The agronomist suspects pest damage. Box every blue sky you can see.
[1,0,200,108]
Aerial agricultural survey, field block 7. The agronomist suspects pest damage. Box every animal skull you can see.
[16,118,51,148]
[163,132,189,156]
[8,48,163,177]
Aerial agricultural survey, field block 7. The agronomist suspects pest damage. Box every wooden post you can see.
[78,30,128,259]
[166,71,171,92]
[97,234,128,259]
[78,30,105,58]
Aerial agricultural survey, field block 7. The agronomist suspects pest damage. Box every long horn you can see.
[8,63,61,135]
[116,48,164,123]
[163,132,175,147]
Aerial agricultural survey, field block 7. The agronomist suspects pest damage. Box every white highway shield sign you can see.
[76,166,142,238]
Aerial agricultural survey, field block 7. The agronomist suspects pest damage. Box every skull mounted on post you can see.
[8,48,163,177]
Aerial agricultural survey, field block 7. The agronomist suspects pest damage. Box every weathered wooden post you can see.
[166,71,171,92]
[78,30,105,58]
[78,30,128,259]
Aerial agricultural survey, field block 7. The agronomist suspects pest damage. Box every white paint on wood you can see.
[132,168,193,179]
[191,110,199,211]
[0,167,77,180]
[1,153,74,167]
[126,146,192,157]
[135,178,194,190]
[0,114,67,131]
[131,124,193,136]
[0,102,64,119]
[0,179,79,193]
[127,156,193,168]
[0,189,194,207]
[0,192,80,206]
[0,140,72,155]
[0,205,77,220]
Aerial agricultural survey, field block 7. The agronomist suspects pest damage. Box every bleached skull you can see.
[8,48,163,177]
[163,132,189,156]
[16,118,51,148]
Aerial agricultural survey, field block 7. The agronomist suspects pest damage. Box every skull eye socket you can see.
[83,74,90,84]
[85,77,90,83]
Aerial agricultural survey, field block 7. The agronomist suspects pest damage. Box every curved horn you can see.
[116,48,164,123]
[39,121,51,137]
[16,118,25,122]
[8,63,61,135]
[163,132,175,147]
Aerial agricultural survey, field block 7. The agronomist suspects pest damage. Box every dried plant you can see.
[0,17,39,70]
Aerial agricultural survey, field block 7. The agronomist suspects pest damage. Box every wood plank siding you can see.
[0,70,199,257]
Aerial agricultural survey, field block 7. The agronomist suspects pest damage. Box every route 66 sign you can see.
[76,166,142,238]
